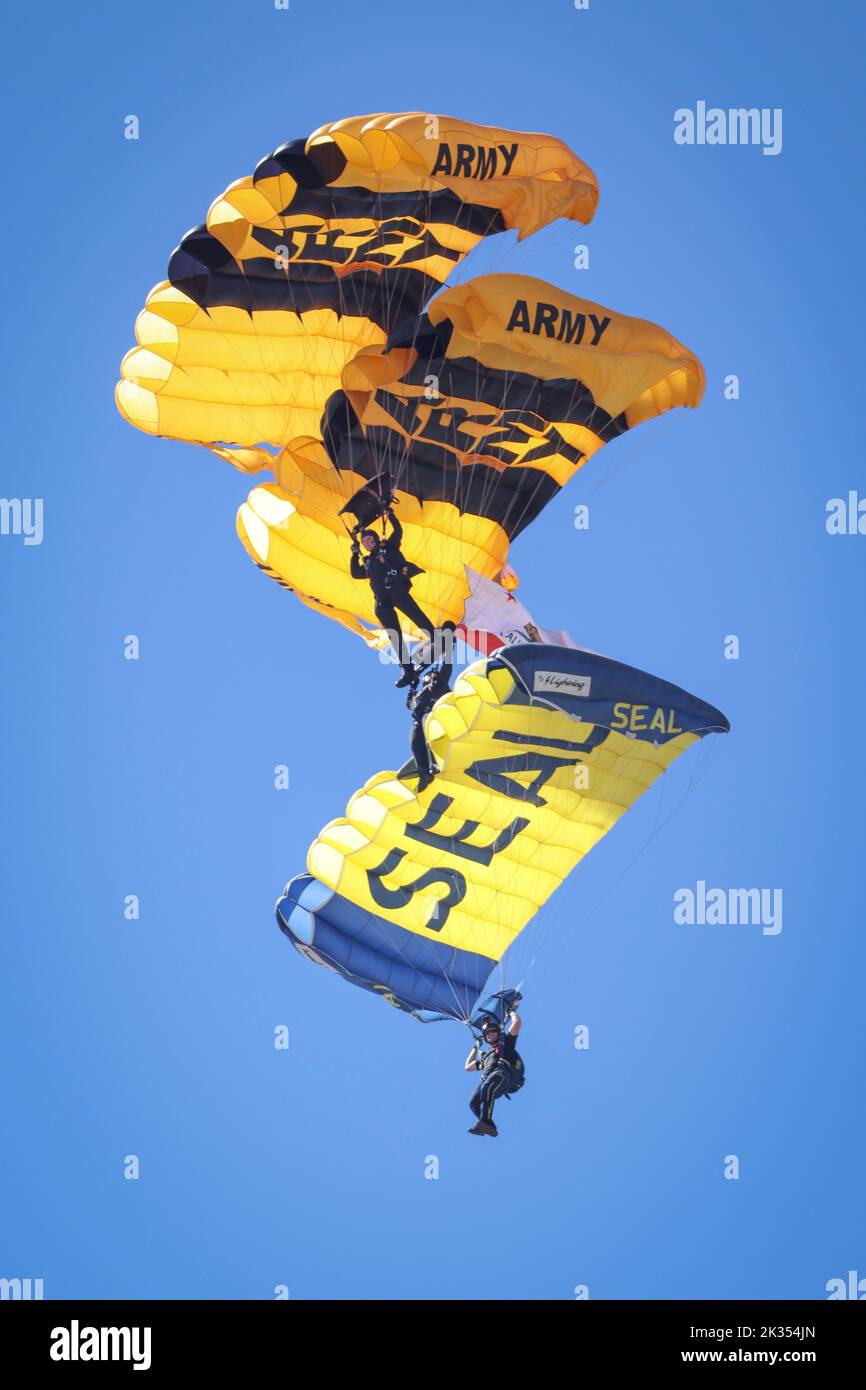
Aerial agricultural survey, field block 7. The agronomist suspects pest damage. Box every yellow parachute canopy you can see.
[238,274,704,640]
[339,272,705,509]
[277,644,728,1021]
[116,114,597,460]
[236,437,509,641]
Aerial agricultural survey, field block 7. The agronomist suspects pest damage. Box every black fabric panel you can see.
[324,390,563,539]
[168,232,439,327]
[254,137,344,188]
[322,344,629,539]
[261,183,506,238]
[412,353,619,431]
[169,223,446,324]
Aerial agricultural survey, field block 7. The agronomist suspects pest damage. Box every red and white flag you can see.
[456,571,583,655]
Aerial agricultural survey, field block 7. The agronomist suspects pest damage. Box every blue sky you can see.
[2,0,864,1300]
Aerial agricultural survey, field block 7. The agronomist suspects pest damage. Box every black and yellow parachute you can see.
[234,273,703,640]
[116,113,607,643]
[116,113,597,460]
[115,114,702,649]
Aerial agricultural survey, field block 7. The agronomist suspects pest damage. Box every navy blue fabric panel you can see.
[495,644,729,741]
[276,874,495,1022]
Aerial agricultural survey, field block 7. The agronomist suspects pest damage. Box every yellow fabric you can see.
[235,274,703,642]
[117,293,384,450]
[343,272,705,487]
[116,116,597,457]
[305,112,599,234]
[306,656,699,962]
[235,438,510,634]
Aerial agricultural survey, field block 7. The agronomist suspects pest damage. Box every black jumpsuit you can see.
[350,514,435,672]
[469,1033,523,1125]
[408,662,452,780]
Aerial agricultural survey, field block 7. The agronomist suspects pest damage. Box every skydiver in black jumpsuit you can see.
[406,656,452,792]
[465,1009,524,1138]
[350,508,436,688]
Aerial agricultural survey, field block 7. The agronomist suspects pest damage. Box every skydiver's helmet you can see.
[481,1016,501,1042]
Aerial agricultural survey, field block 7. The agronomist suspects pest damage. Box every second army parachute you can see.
[239,274,703,641]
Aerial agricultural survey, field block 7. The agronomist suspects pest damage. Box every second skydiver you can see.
[350,507,436,688]
[406,654,453,792]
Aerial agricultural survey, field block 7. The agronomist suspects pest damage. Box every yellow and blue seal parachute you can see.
[277,644,729,1022]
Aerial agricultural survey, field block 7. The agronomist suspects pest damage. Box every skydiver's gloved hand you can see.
[395,666,417,689]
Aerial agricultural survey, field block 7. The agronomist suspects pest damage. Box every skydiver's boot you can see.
[468,1120,497,1137]
[416,764,436,793]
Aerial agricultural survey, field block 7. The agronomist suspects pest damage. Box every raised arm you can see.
[387,509,403,546]
[349,543,366,580]
[464,1045,480,1072]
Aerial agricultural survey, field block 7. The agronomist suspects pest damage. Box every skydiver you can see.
[406,654,452,793]
[350,507,436,688]
[465,1006,524,1138]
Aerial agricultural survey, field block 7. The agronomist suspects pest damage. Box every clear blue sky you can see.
[3,0,864,1300]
